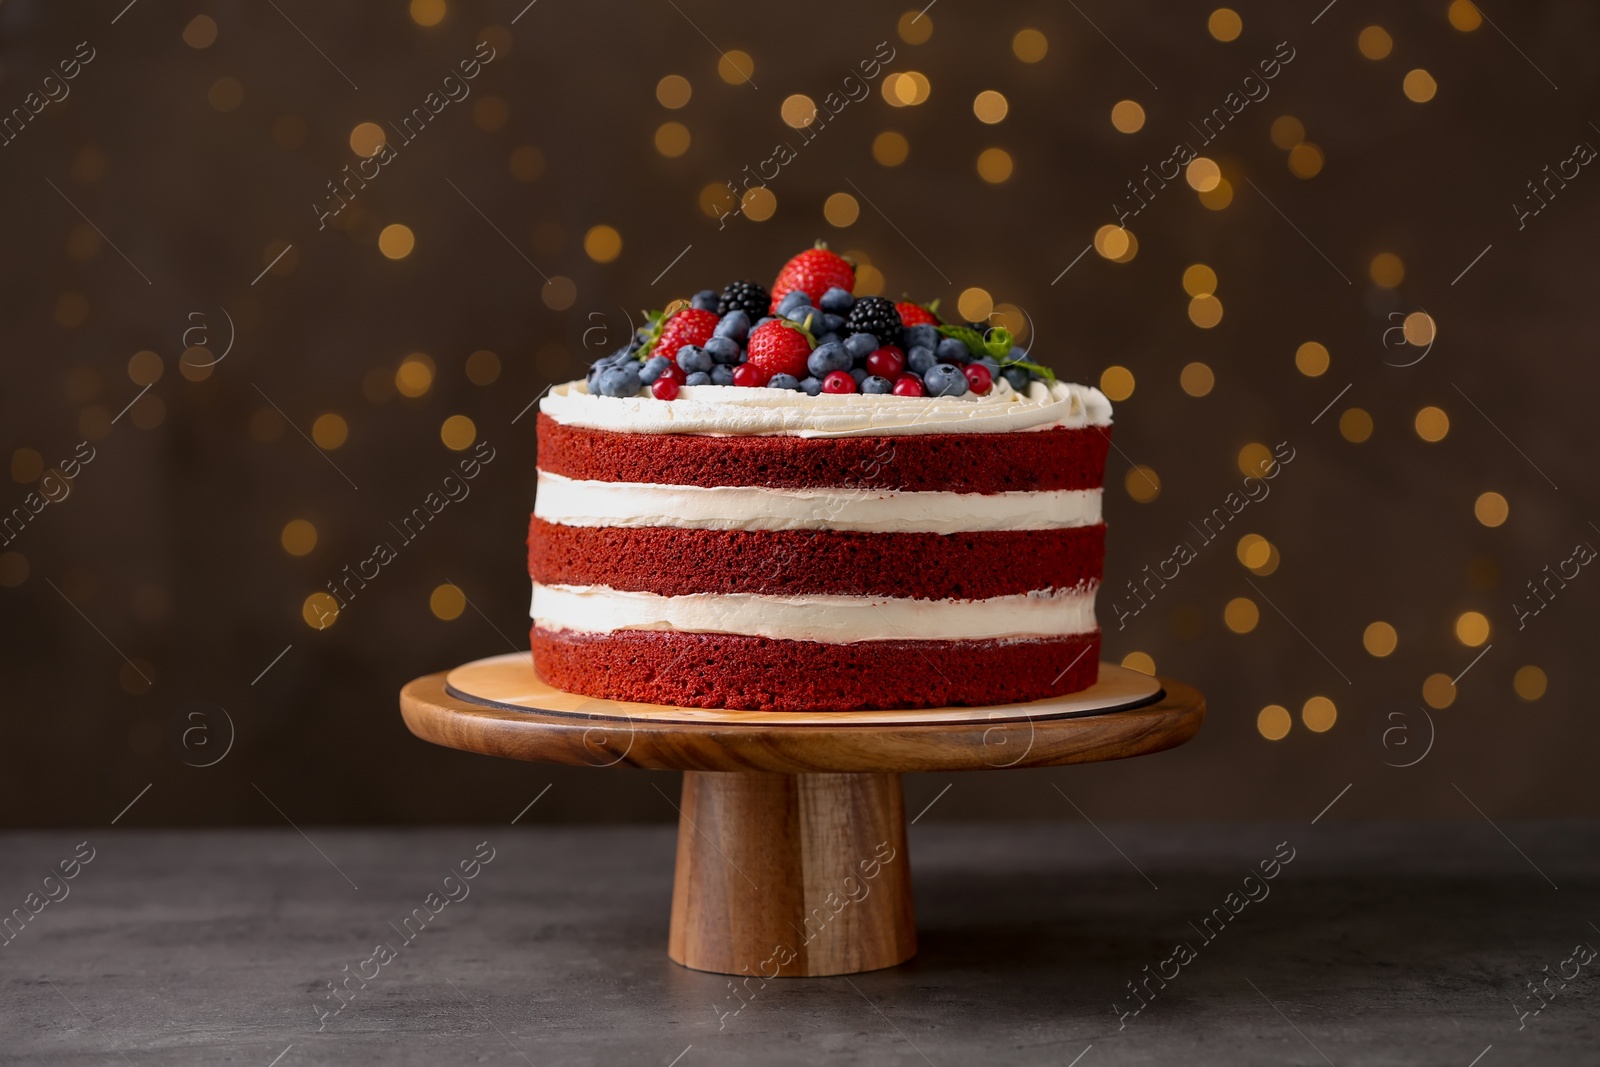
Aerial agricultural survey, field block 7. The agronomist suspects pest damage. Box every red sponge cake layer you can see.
[531,625,1100,712]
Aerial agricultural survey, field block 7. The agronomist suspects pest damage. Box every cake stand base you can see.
[401,659,1204,977]
[670,771,916,977]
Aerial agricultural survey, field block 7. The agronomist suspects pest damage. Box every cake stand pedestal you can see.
[400,657,1204,977]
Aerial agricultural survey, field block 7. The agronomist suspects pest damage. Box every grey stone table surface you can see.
[2,821,1597,1066]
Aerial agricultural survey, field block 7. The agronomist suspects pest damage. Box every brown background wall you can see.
[1,0,1594,827]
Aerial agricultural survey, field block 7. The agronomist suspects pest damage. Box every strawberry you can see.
[649,307,719,362]
[745,319,812,381]
[770,242,854,312]
[895,299,941,327]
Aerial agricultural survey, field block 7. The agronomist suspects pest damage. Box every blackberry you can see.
[844,296,904,347]
[717,280,769,318]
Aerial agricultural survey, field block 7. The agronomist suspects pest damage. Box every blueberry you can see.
[819,313,847,334]
[904,324,939,351]
[819,287,855,312]
[807,342,851,377]
[684,371,712,386]
[783,307,814,325]
[799,376,823,396]
[1001,366,1031,390]
[676,346,713,374]
[843,332,878,359]
[923,363,969,397]
[711,364,736,386]
[975,356,1002,379]
[907,346,938,375]
[767,373,801,391]
[776,290,810,315]
[690,289,718,312]
[936,338,971,363]
[814,331,841,346]
[703,336,741,364]
[1006,345,1029,364]
[753,316,777,331]
[639,355,672,384]
[850,366,869,385]
[861,375,893,394]
[595,364,641,397]
[713,310,751,342]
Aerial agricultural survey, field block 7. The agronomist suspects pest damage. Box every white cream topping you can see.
[540,377,1112,438]
[531,583,1099,643]
[534,471,1102,533]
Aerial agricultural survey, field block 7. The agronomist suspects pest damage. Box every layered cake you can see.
[528,244,1112,712]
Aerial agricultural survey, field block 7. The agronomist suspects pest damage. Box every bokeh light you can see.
[1474,491,1508,527]
[1422,673,1457,709]
[379,224,415,260]
[957,287,994,321]
[1455,611,1490,647]
[312,414,348,449]
[823,192,860,227]
[1188,295,1223,328]
[1125,465,1161,503]
[396,353,435,398]
[430,583,466,620]
[973,90,1009,124]
[440,415,477,451]
[1363,621,1398,657]
[1122,651,1156,675]
[1369,252,1405,287]
[1302,697,1337,733]
[1183,264,1217,297]
[583,225,623,263]
[1180,362,1215,397]
[1270,116,1305,148]
[1099,365,1135,401]
[1358,25,1393,59]
[717,50,755,86]
[1224,597,1259,633]
[1111,100,1145,133]
[781,94,817,128]
[1339,408,1374,443]
[1404,69,1438,103]
[1208,8,1242,41]
[1449,1,1483,31]
[1012,28,1048,63]
[1513,665,1547,700]
[1296,341,1330,377]
[656,75,692,109]
[1258,705,1291,741]
[976,148,1014,183]
[873,131,909,166]
[281,519,317,557]
[1414,406,1449,442]
[655,122,690,157]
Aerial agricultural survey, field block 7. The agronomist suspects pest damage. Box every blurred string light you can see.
[209,77,243,112]
[472,96,508,132]
[128,350,162,385]
[183,15,217,48]
[542,276,578,309]
[656,74,691,108]
[1403,312,1436,345]
[897,10,933,45]
[740,187,776,221]
[1012,28,1048,63]
[1302,697,1337,733]
[379,224,415,260]
[1208,8,1242,41]
[957,287,993,321]
[466,350,500,386]
[655,122,690,157]
[873,131,909,166]
[1094,225,1132,260]
[1183,264,1217,297]
[1422,673,1456,708]
[409,0,445,27]
[430,583,466,620]
[883,72,931,107]
[1513,665,1546,700]
[781,94,817,128]
[976,148,1013,183]
[312,414,348,449]
[440,415,477,451]
[1270,116,1304,148]
[1358,25,1393,59]
[396,352,435,397]
[1455,610,1490,647]
[1339,408,1373,443]
[1224,596,1259,633]
[302,592,339,630]
[973,90,1009,124]
[281,519,317,556]
[1449,1,1483,31]
[1414,405,1449,441]
[350,122,386,157]
[1295,341,1329,376]
[583,225,622,262]
[1099,365,1134,401]
[1369,252,1404,287]
[1257,704,1291,740]
[1124,466,1160,503]
[1363,621,1398,656]
[1189,294,1222,328]
[1111,100,1145,133]
[1122,651,1156,675]
[1288,143,1323,178]
[717,50,755,86]
[1237,443,1275,477]
[1180,362,1215,397]
[823,192,859,227]
[1404,69,1438,102]
[1474,491,1508,527]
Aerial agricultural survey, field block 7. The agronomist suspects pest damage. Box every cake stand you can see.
[400,654,1204,977]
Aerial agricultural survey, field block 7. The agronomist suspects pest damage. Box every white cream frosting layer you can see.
[531,583,1099,643]
[534,471,1102,533]
[540,377,1112,438]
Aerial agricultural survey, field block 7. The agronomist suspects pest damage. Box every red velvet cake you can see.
[527,245,1112,712]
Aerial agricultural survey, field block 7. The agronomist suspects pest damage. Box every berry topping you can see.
[717,280,769,318]
[923,363,969,397]
[842,332,879,359]
[865,345,906,379]
[766,373,801,391]
[844,295,904,348]
[892,374,926,397]
[676,345,713,374]
[895,300,941,327]
[819,287,856,312]
[657,363,686,385]
[745,319,813,381]
[731,362,768,387]
[807,341,851,377]
[821,370,857,394]
[651,376,680,400]
[861,375,894,394]
[935,337,971,363]
[963,362,994,396]
[651,307,719,363]
[712,310,751,342]
[770,243,855,312]
[690,289,719,311]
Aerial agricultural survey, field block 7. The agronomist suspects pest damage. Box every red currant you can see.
[822,370,857,394]
[891,374,925,397]
[865,345,905,379]
[963,363,993,396]
[651,376,680,400]
[732,363,768,387]
[658,363,686,385]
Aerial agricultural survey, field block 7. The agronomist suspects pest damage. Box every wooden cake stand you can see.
[400,654,1204,978]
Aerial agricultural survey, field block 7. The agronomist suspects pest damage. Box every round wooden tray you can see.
[400,659,1204,977]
